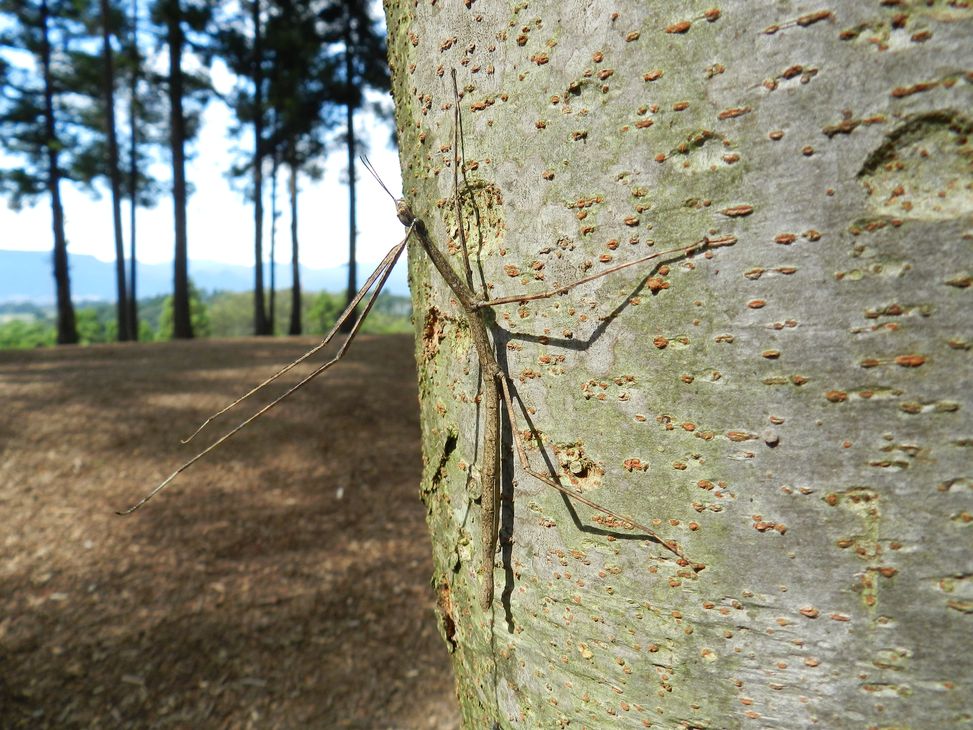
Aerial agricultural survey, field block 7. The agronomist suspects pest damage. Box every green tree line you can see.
[0,0,389,345]
[0,286,411,349]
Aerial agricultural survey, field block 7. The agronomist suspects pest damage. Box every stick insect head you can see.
[395,199,416,228]
[360,154,415,227]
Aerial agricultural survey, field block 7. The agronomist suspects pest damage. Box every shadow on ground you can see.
[0,335,459,729]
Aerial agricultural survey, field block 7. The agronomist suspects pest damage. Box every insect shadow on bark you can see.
[489,260,698,628]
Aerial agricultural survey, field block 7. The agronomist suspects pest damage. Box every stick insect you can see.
[119,70,732,609]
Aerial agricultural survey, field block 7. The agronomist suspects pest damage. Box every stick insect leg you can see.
[117,231,411,515]
[495,372,704,572]
[450,68,475,293]
[476,238,736,309]
[181,231,412,444]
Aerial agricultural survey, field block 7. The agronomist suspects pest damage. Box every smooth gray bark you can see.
[384,2,973,727]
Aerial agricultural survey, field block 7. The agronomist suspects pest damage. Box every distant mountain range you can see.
[0,249,409,304]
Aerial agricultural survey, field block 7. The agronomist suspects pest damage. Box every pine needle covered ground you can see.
[0,335,459,729]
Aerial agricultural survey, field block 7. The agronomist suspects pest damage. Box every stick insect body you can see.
[120,72,731,609]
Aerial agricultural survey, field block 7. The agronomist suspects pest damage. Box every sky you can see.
[0,61,406,274]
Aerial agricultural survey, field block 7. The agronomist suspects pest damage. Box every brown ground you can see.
[0,335,460,729]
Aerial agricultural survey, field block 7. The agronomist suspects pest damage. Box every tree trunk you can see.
[127,0,139,340]
[252,0,269,336]
[339,9,358,334]
[269,152,278,335]
[40,0,77,345]
[166,0,192,339]
[288,159,301,336]
[384,2,973,727]
[100,0,130,341]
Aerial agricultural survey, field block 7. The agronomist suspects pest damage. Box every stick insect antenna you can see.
[360,154,397,204]
[361,154,416,228]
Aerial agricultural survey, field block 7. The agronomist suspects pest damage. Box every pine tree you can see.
[263,0,336,336]
[213,0,272,336]
[149,0,212,339]
[117,0,166,341]
[67,0,131,341]
[0,0,82,344]
[126,0,139,339]
[97,0,129,340]
[318,0,389,334]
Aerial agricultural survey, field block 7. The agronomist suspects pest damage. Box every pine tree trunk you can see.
[166,0,192,340]
[252,0,269,336]
[127,0,139,341]
[339,8,358,334]
[384,1,973,727]
[40,0,77,345]
[288,160,301,336]
[100,0,130,341]
[269,153,278,335]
